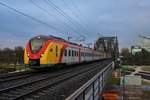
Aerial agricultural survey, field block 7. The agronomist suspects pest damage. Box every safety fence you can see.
[66,61,114,100]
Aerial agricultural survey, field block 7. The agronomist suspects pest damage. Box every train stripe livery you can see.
[24,35,110,68]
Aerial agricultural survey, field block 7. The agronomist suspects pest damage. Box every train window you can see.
[30,38,46,54]
[65,49,67,56]
[76,51,78,56]
[73,50,74,56]
[73,50,75,56]
[71,50,73,56]
[50,48,53,52]
[68,50,71,56]
[75,51,77,56]
[74,50,75,56]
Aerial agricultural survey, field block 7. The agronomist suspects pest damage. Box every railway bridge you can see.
[66,37,119,100]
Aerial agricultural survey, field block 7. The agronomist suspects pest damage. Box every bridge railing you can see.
[65,61,114,100]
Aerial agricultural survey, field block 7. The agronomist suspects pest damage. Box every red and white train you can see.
[24,35,110,68]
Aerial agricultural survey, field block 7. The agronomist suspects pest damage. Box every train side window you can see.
[65,49,67,56]
[73,50,75,56]
[68,50,71,56]
[74,51,75,56]
[74,50,75,56]
[50,48,53,52]
[76,51,77,56]
[75,51,77,56]
[72,50,74,57]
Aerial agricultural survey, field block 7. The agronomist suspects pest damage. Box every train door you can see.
[47,43,63,64]
[63,47,72,64]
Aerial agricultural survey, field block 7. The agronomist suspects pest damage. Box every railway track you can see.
[0,60,111,100]
[0,70,39,82]
[0,61,98,90]
[138,71,150,75]
[0,62,95,83]
[0,69,57,90]
[135,73,150,80]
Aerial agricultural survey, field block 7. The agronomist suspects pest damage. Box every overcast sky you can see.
[0,0,150,49]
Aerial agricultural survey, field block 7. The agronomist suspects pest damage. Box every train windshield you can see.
[30,38,46,53]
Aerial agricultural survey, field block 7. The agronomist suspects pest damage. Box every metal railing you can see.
[65,61,114,100]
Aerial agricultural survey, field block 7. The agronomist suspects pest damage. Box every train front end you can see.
[24,36,52,69]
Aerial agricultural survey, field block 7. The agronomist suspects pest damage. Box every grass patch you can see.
[142,66,150,72]
[142,80,150,85]
[0,64,31,73]
[108,76,120,85]
[143,91,150,94]
[121,66,135,72]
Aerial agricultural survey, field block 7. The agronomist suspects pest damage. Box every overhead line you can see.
[63,0,89,30]
[69,0,89,29]
[62,0,87,29]
[30,0,83,37]
[0,1,67,37]
[46,0,87,38]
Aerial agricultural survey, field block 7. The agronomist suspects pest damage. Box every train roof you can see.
[31,35,98,51]
[33,35,80,46]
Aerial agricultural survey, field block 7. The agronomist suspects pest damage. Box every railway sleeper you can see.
[41,90,50,93]
[8,91,21,95]
[25,98,34,100]
[22,86,33,90]
[0,96,10,100]
[37,92,46,95]
[0,93,15,98]
[31,95,41,98]
[14,89,30,93]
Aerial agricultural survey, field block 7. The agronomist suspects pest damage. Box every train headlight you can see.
[40,54,44,57]
[27,52,30,56]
